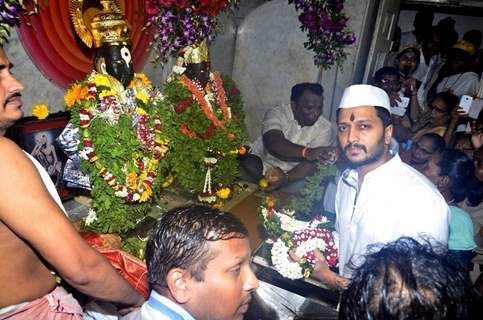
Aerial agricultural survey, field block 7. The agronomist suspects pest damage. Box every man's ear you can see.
[384,124,393,145]
[166,268,192,304]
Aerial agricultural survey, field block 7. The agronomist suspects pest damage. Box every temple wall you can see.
[3,0,377,141]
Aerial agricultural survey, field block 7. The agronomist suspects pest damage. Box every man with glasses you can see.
[374,66,414,144]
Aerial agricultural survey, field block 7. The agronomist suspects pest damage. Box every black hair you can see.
[336,106,392,128]
[438,148,483,205]
[431,91,459,114]
[339,237,480,320]
[419,133,446,154]
[146,205,248,291]
[463,29,483,49]
[373,66,399,84]
[290,82,323,102]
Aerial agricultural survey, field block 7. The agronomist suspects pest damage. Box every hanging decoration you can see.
[144,0,239,63]
[289,0,356,69]
[0,0,40,44]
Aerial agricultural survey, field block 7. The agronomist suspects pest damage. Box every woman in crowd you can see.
[422,148,482,270]
[411,91,459,144]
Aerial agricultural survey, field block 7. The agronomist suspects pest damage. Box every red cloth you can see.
[80,232,149,299]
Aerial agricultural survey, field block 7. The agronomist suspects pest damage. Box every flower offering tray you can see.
[252,241,340,309]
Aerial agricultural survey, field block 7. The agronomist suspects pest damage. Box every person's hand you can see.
[388,91,401,108]
[306,146,338,164]
[402,78,417,96]
[449,107,467,124]
[413,111,432,130]
[289,249,350,290]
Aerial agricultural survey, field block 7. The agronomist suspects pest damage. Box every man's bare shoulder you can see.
[0,136,23,155]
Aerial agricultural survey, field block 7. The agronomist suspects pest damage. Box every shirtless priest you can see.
[0,47,143,318]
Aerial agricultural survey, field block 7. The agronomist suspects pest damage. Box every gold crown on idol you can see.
[182,39,210,64]
[69,0,131,48]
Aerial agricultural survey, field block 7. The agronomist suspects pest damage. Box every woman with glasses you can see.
[411,91,460,144]
[400,132,445,172]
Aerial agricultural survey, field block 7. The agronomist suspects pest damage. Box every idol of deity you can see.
[160,39,247,203]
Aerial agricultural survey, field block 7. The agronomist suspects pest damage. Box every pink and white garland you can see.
[260,206,338,280]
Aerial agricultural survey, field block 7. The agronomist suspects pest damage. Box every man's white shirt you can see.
[335,153,450,277]
[250,104,334,173]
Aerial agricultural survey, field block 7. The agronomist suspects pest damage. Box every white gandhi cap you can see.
[338,84,391,113]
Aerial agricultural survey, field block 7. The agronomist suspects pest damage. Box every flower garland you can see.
[144,0,239,63]
[65,71,169,234]
[0,0,40,44]
[259,197,338,280]
[158,70,247,196]
[289,0,356,69]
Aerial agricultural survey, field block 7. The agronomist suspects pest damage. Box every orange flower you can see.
[65,84,89,108]
[238,146,247,155]
[127,172,138,189]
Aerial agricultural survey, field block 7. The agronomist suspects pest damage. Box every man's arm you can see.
[263,161,317,191]
[0,138,144,306]
[263,130,335,162]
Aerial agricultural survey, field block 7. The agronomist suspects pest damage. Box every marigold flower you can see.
[92,74,111,88]
[135,73,152,87]
[136,92,149,104]
[65,84,89,108]
[140,184,153,202]
[216,187,231,199]
[127,172,138,189]
[32,103,49,120]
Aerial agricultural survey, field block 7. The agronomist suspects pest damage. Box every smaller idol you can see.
[160,39,247,204]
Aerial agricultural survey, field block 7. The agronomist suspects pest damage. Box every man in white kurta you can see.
[310,85,450,288]
[336,85,450,278]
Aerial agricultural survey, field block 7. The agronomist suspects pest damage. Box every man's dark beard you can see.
[346,137,386,169]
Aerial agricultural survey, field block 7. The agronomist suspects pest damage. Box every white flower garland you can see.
[271,239,303,279]
[261,206,338,279]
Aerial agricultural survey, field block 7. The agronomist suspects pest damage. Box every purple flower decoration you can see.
[289,0,356,70]
[0,1,39,44]
[145,0,239,64]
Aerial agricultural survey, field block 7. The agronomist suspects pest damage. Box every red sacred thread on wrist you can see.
[301,147,309,159]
